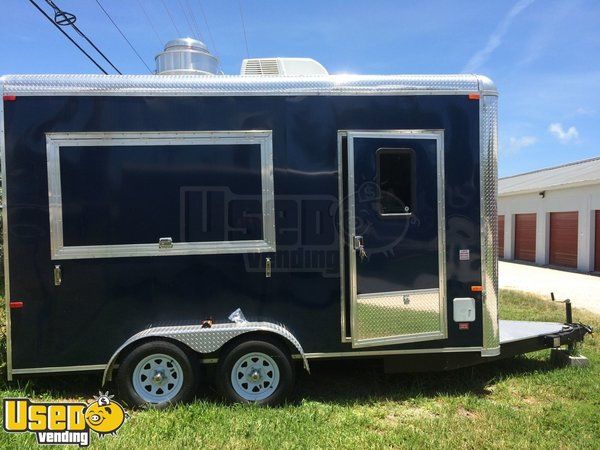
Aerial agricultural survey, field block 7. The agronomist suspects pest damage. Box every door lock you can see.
[353,235,367,261]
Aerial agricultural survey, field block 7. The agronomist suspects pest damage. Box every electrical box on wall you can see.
[453,298,476,322]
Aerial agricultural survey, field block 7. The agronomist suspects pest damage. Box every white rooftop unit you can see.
[240,58,328,76]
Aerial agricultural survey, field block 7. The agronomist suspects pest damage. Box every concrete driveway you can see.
[499,261,600,315]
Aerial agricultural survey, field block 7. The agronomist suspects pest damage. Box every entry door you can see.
[346,131,447,347]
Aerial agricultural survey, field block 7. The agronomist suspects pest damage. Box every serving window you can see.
[46,131,275,260]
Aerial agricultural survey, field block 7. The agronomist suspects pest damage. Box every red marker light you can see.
[471,285,484,293]
[468,93,480,100]
[3,95,16,102]
[9,301,23,309]
[458,323,469,330]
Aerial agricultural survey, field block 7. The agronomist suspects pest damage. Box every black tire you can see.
[116,340,198,409]
[216,338,295,406]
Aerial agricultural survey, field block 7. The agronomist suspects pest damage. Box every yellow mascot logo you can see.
[3,392,127,446]
[84,392,126,436]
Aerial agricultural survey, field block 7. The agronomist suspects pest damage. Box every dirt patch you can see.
[521,396,539,405]
[381,407,439,426]
[456,407,478,419]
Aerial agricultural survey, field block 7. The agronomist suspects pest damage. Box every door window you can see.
[376,148,415,215]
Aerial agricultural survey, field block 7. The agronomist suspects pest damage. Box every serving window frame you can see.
[45,130,276,260]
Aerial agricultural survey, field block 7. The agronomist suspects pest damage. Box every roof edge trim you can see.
[0,73,495,97]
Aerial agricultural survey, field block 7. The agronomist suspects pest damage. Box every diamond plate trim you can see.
[0,77,12,381]
[480,95,500,355]
[102,321,309,385]
[354,288,445,347]
[0,74,496,97]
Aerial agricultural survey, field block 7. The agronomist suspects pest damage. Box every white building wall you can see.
[498,183,600,272]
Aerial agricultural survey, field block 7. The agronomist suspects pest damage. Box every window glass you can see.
[377,148,415,215]
[60,144,262,246]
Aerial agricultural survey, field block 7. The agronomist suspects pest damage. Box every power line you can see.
[136,0,163,48]
[43,0,121,74]
[197,0,218,55]
[161,0,182,37]
[27,0,108,74]
[184,0,204,42]
[177,0,199,40]
[237,0,250,58]
[94,0,152,73]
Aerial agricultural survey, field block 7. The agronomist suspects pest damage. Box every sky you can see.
[1,0,599,177]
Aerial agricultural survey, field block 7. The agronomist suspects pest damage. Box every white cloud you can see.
[548,123,579,144]
[506,136,538,154]
[463,0,535,72]
[573,107,596,116]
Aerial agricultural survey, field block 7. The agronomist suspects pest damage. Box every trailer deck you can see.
[499,320,565,344]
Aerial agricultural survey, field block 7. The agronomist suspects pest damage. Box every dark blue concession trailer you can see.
[0,41,590,406]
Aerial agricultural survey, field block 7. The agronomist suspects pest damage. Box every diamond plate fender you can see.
[101,322,309,385]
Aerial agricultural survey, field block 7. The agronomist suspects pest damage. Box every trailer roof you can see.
[0,74,497,97]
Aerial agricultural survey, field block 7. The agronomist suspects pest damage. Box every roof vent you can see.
[155,38,219,75]
[241,58,328,76]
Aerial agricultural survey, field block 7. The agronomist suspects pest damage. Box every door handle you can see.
[353,235,367,261]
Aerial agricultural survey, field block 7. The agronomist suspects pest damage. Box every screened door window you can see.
[46,131,275,259]
[377,148,415,215]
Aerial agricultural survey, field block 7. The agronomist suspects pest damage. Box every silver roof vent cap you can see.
[155,37,219,75]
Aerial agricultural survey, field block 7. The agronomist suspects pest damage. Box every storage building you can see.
[498,157,600,272]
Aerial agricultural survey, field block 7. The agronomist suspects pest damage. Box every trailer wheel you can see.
[216,339,294,406]
[116,341,197,408]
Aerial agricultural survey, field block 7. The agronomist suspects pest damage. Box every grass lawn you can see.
[0,289,598,449]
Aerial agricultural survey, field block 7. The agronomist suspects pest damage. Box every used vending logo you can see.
[3,392,127,446]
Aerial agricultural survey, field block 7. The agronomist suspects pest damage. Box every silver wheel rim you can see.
[231,352,280,401]
[132,353,184,403]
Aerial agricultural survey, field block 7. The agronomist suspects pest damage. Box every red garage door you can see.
[514,213,536,262]
[549,212,578,268]
[595,211,600,272]
[498,215,505,258]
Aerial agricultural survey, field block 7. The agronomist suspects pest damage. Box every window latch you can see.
[158,237,173,249]
[265,257,272,278]
[54,265,62,286]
